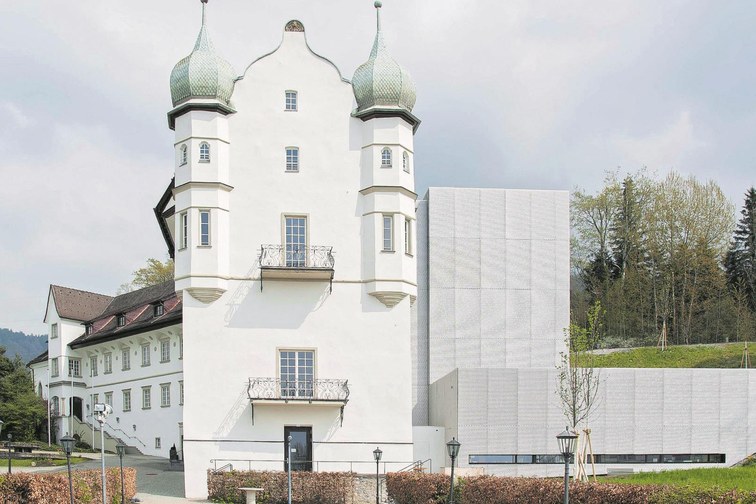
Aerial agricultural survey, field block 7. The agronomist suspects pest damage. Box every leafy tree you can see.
[726,187,756,313]
[118,257,174,293]
[0,347,47,441]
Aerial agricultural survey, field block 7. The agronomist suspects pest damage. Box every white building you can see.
[28,1,756,500]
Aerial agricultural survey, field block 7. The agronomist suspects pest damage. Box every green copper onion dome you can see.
[352,2,416,113]
[170,0,236,107]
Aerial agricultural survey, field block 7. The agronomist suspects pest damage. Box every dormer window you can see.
[285,90,298,111]
[180,144,188,165]
[199,142,210,162]
[85,324,93,335]
[381,147,392,168]
[117,314,126,327]
[154,303,164,317]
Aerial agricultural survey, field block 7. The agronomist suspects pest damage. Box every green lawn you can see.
[605,465,756,491]
[3,457,88,467]
[585,343,750,369]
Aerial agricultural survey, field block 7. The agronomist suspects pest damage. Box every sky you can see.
[1,1,756,335]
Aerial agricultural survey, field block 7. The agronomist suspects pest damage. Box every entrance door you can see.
[284,426,312,472]
[71,397,83,421]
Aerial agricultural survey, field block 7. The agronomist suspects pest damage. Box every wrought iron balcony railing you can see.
[259,245,335,269]
[247,377,350,425]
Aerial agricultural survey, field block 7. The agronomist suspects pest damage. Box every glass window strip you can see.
[468,453,727,465]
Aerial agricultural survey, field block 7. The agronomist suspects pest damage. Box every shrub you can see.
[0,467,136,504]
[208,469,354,504]
[385,472,459,504]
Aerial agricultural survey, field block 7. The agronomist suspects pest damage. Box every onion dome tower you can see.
[354,2,419,308]
[168,0,234,304]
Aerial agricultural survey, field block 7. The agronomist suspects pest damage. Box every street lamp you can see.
[557,427,578,504]
[373,447,382,504]
[116,443,126,504]
[94,403,112,504]
[286,435,293,504]
[7,433,12,474]
[446,438,460,504]
[61,435,76,504]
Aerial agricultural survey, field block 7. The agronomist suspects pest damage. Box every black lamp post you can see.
[116,443,126,504]
[446,438,460,504]
[61,435,75,504]
[373,447,382,504]
[556,427,578,504]
[7,433,12,474]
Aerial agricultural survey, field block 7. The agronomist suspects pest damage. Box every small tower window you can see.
[285,91,298,111]
[180,145,188,166]
[383,214,394,252]
[286,147,299,172]
[199,210,211,246]
[381,148,392,168]
[199,142,210,162]
[403,151,410,173]
[117,314,126,327]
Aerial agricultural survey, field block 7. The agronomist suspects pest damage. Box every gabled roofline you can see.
[154,177,176,259]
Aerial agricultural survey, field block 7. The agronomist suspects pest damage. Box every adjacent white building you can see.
[28,1,756,500]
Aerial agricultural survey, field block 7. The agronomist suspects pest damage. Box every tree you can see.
[0,347,47,441]
[726,187,756,313]
[119,257,175,293]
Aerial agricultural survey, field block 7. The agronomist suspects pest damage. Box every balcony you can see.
[247,377,349,425]
[259,245,335,291]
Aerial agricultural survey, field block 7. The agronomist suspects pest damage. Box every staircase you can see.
[72,417,146,455]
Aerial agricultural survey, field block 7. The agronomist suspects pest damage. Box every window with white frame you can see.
[160,383,171,407]
[90,356,98,376]
[154,303,164,317]
[142,386,151,409]
[180,144,188,165]
[286,147,299,172]
[179,381,184,405]
[285,90,298,111]
[104,353,112,374]
[51,396,60,415]
[122,389,131,412]
[180,212,188,249]
[285,216,307,267]
[92,393,99,408]
[404,218,412,255]
[155,437,162,449]
[68,358,81,378]
[160,340,170,363]
[104,391,113,407]
[117,314,125,327]
[51,357,59,377]
[141,344,151,367]
[279,350,314,398]
[403,151,410,173]
[383,215,394,252]
[51,323,58,339]
[381,147,392,167]
[122,348,131,371]
[199,210,210,246]
[179,336,183,359]
[199,142,210,162]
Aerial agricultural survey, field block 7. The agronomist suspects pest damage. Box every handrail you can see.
[210,458,418,474]
[397,459,432,473]
[259,244,335,269]
[101,422,147,448]
[211,463,234,473]
[247,378,349,402]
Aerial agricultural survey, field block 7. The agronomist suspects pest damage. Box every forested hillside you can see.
[0,328,46,362]
[572,172,756,349]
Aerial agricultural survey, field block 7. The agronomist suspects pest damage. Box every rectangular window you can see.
[51,323,58,339]
[141,344,151,367]
[179,381,184,405]
[117,314,125,327]
[285,90,298,111]
[279,350,314,398]
[90,356,98,377]
[92,393,99,407]
[404,218,412,255]
[199,210,210,246]
[383,215,394,252]
[142,386,151,409]
[104,392,113,407]
[160,340,170,363]
[104,353,112,374]
[180,212,188,249]
[122,349,131,371]
[122,389,131,412]
[51,357,59,377]
[285,147,299,172]
[179,337,183,359]
[285,216,307,267]
[154,304,164,317]
[155,437,161,449]
[86,324,93,335]
[161,383,171,407]
[68,358,81,378]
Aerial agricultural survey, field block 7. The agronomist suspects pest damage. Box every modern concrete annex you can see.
[27,1,756,500]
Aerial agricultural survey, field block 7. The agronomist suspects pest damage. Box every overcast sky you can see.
[1,1,755,335]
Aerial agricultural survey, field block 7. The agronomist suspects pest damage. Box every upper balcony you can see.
[259,245,335,291]
[247,377,350,425]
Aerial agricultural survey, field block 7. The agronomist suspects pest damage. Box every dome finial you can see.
[374,1,382,31]
[201,0,208,26]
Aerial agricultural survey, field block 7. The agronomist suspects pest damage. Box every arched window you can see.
[180,145,188,165]
[403,151,410,173]
[381,147,392,168]
[199,142,210,162]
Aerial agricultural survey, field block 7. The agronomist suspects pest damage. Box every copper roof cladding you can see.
[46,285,114,322]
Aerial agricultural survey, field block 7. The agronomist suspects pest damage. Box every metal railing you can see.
[247,378,349,402]
[259,245,335,269]
[210,458,418,474]
[397,459,432,473]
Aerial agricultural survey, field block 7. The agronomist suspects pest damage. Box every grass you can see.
[604,465,756,491]
[4,457,88,467]
[584,343,751,369]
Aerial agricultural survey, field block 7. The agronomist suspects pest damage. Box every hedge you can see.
[0,467,136,504]
[208,469,354,504]
[386,473,756,504]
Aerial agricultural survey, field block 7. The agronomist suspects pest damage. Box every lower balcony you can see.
[258,245,335,291]
[247,377,349,425]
